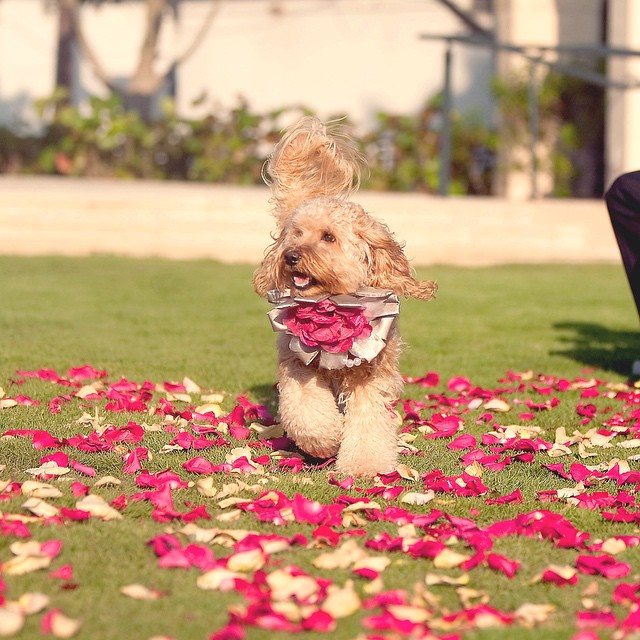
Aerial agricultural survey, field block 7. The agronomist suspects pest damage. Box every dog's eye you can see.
[322,232,336,243]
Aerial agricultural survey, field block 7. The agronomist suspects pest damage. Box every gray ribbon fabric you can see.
[267,287,400,370]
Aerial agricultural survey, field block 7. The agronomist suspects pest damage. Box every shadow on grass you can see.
[553,321,640,376]
[250,382,278,412]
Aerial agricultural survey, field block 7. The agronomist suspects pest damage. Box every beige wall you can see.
[3,0,633,197]
[174,0,493,129]
[0,0,494,132]
[0,1,58,129]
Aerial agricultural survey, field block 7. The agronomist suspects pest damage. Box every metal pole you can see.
[439,39,453,196]
[528,59,540,199]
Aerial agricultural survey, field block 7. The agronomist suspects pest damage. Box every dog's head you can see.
[253,196,437,300]
[253,117,436,301]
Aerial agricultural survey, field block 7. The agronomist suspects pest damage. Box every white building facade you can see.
[0,0,637,194]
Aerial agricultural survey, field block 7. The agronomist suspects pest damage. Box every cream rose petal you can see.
[120,584,166,600]
[0,607,25,637]
[401,491,435,505]
[313,540,368,570]
[321,581,361,618]
[75,494,122,520]
[425,573,470,586]
[514,603,556,627]
[197,568,243,591]
[266,570,320,602]
[352,555,391,573]
[3,554,51,576]
[17,592,50,615]
[47,610,82,638]
[433,548,471,569]
[25,461,70,477]
[226,548,265,572]
[21,497,60,519]
[93,476,122,488]
[484,398,511,412]
[21,481,63,499]
[386,605,430,624]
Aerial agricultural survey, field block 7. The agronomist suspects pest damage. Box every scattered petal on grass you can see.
[197,568,243,591]
[0,607,24,636]
[321,581,360,619]
[69,460,96,477]
[395,464,420,481]
[532,565,579,586]
[313,540,368,570]
[25,461,70,478]
[41,609,82,638]
[20,481,62,499]
[21,497,60,519]
[434,548,471,569]
[93,476,122,488]
[484,398,511,412]
[486,489,523,505]
[17,592,50,615]
[487,553,520,578]
[226,548,266,572]
[576,554,631,579]
[75,495,123,520]
[514,603,556,628]
[342,500,381,513]
[11,365,640,638]
[49,565,74,581]
[386,604,431,624]
[401,491,435,505]
[120,584,168,600]
[352,556,391,575]
[266,568,320,603]
[576,609,618,629]
[195,477,218,497]
[425,573,469,586]
[3,554,52,576]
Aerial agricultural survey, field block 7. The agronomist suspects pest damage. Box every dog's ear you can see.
[253,236,285,297]
[360,216,437,301]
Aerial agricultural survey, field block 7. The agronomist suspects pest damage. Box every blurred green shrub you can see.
[0,89,496,194]
[492,66,604,198]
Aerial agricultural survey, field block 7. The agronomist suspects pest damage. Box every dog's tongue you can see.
[293,274,311,288]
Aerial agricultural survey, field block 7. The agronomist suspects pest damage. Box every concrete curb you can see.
[0,176,619,267]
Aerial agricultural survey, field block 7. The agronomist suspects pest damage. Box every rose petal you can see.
[120,584,167,600]
[41,609,82,638]
[75,495,123,521]
[0,607,25,636]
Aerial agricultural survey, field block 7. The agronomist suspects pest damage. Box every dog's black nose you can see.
[284,251,300,266]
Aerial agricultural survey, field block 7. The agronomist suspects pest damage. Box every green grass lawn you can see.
[1,256,640,640]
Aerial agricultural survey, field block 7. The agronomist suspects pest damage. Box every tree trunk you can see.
[55,0,80,100]
[126,0,168,119]
[68,0,221,121]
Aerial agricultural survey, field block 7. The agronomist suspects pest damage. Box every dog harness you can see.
[267,287,399,370]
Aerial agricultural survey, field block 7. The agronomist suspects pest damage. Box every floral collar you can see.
[267,287,400,370]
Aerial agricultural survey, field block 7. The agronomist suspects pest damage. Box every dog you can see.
[253,117,436,476]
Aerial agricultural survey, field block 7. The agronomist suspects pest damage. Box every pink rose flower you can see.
[283,300,372,354]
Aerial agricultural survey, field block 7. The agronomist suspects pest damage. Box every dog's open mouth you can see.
[291,271,317,291]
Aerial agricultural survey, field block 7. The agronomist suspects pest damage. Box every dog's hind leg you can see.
[277,358,343,459]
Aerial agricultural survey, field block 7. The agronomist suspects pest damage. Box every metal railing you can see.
[421,33,640,197]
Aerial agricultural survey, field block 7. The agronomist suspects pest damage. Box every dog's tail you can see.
[264,117,365,227]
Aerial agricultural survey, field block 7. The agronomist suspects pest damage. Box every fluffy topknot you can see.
[263,117,365,227]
